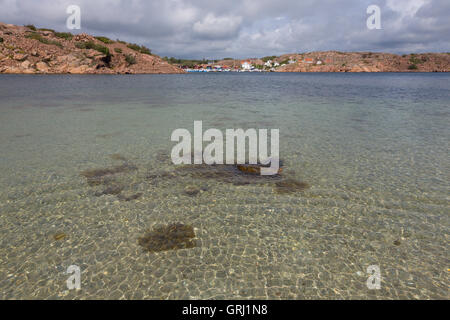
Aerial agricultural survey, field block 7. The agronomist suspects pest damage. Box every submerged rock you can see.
[144,161,310,194]
[236,164,262,175]
[274,179,309,194]
[80,163,137,179]
[53,232,67,241]
[146,160,310,195]
[184,185,200,196]
[81,159,140,200]
[138,223,196,253]
[117,192,143,201]
[94,183,124,196]
[172,163,283,186]
[236,164,283,175]
[85,175,115,187]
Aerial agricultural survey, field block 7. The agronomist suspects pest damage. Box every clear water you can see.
[0,73,448,299]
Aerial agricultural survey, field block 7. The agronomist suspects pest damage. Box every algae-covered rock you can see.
[184,185,200,196]
[94,183,124,196]
[172,163,283,186]
[274,179,309,194]
[138,223,196,253]
[236,164,283,175]
[117,192,143,201]
[80,163,137,179]
[53,232,67,241]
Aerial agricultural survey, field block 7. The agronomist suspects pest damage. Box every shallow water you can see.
[0,73,448,299]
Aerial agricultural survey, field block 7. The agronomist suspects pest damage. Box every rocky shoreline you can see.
[275,51,450,73]
[0,22,184,74]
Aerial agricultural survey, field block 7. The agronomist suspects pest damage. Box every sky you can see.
[1,0,449,59]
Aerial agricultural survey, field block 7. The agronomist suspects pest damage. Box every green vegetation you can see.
[138,46,151,55]
[163,57,209,67]
[54,32,73,40]
[127,43,151,55]
[75,41,89,49]
[116,39,127,44]
[127,43,140,51]
[261,55,277,62]
[114,48,122,53]
[75,41,110,56]
[279,59,290,65]
[222,57,234,60]
[24,24,36,31]
[96,45,110,56]
[0,37,3,43]
[38,28,55,32]
[408,64,418,70]
[25,32,62,47]
[95,36,114,44]
[409,54,423,65]
[125,54,136,65]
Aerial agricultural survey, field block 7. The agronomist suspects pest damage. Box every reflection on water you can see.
[0,73,448,299]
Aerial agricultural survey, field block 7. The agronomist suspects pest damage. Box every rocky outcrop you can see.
[275,51,450,72]
[0,22,184,74]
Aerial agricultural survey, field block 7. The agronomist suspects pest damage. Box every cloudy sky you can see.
[1,0,449,59]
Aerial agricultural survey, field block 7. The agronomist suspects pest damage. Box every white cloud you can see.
[386,0,431,17]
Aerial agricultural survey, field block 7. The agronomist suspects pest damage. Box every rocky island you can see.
[0,22,184,74]
[210,52,449,72]
[274,51,450,72]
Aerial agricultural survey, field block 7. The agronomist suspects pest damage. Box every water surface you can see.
[0,73,448,299]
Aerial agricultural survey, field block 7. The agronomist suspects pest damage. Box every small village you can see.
[175,51,450,73]
[174,53,351,72]
[180,57,300,72]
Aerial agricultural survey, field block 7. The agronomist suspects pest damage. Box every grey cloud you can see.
[192,14,242,40]
[0,0,448,59]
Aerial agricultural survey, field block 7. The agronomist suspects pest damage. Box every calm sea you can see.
[0,73,448,299]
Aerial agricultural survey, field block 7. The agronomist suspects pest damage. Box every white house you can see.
[316,60,322,65]
[273,61,280,67]
[241,61,252,70]
[264,60,273,67]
